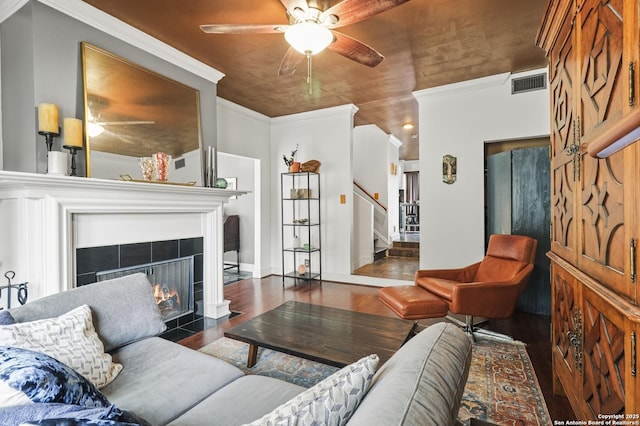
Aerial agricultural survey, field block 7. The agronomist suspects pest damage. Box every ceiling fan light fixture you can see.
[285,22,333,55]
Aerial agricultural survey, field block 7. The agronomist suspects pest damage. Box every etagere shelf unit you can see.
[281,172,321,285]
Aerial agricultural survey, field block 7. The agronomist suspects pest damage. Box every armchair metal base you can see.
[450,315,514,342]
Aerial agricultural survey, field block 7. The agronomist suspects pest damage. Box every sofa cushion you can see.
[0,346,111,408]
[9,273,166,352]
[246,354,379,426]
[167,375,305,426]
[101,337,244,426]
[346,323,472,426]
[0,305,122,388]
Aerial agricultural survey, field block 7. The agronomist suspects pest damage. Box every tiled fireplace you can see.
[76,238,204,338]
[0,171,243,318]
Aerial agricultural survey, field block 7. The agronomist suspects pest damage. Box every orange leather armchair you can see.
[379,234,537,337]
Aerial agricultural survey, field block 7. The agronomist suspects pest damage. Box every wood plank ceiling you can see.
[82,0,549,160]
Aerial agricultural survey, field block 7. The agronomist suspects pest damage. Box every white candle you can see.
[38,103,59,133]
[47,151,68,175]
[63,118,83,148]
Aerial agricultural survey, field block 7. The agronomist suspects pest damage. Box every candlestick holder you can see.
[38,128,60,152]
[63,145,83,176]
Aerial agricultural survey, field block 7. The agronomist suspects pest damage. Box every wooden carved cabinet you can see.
[539,0,640,418]
[550,255,640,417]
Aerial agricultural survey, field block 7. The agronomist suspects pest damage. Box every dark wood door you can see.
[486,145,551,315]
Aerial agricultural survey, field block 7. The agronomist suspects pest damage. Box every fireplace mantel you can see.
[0,171,246,317]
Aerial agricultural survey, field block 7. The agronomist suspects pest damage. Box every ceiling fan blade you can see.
[321,0,410,28]
[279,0,309,17]
[278,47,305,76]
[200,24,286,34]
[327,31,384,67]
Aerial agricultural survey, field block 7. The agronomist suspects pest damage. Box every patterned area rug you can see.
[199,336,551,425]
[199,337,339,388]
[458,337,552,426]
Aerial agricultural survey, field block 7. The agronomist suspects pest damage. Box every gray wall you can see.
[1,1,217,175]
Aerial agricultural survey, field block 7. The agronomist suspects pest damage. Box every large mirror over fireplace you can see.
[81,42,203,184]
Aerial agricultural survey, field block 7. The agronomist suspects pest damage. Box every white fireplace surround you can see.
[0,171,246,317]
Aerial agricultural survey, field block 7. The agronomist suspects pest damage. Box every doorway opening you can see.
[484,136,550,315]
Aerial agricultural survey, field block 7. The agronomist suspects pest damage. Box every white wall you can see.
[414,69,550,268]
[217,98,271,277]
[271,105,358,281]
[353,193,374,269]
[217,152,258,271]
[353,125,390,203]
[353,125,402,241]
[388,136,401,238]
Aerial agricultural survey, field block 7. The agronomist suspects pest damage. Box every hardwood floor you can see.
[179,276,576,422]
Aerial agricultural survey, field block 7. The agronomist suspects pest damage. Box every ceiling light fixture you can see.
[285,21,333,94]
[403,122,414,130]
[285,22,333,55]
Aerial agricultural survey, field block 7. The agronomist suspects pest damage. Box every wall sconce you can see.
[442,154,457,184]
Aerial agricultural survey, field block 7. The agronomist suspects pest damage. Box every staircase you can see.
[374,239,388,261]
[387,240,420,258]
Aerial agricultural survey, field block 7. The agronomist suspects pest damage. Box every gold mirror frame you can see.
[81,42,202,183]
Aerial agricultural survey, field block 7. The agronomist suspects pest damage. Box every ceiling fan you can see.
[200,0,410,92]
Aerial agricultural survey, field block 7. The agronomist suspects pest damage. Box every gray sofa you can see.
[7,273,472,426]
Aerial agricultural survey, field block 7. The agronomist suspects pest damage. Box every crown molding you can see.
[0,0,27,23]
[389,134,403,148]
[272,104,359,126]
[413,72,511,99]
[0,0,225,84]
[217,97,271,125]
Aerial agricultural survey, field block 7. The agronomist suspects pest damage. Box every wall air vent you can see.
[511,73,547,94]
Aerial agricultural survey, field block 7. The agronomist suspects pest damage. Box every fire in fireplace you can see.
[96,256,194,322]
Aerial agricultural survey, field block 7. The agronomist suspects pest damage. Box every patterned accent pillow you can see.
[245,354,379,426]
[0,310,15,325]
[0,305,122,388]
[0,346,111,408]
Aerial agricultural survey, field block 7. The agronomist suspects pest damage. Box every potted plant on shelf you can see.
[283,144,300,172]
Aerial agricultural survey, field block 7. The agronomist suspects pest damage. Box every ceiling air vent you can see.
[511,73,547,94]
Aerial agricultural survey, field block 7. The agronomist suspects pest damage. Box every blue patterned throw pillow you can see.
[0,311,15,325]
[0,346,111,408]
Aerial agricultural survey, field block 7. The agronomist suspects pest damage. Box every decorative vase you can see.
[291,236,300,248]
[153,152,171,181]
[140,157,155,181]
[289,162,301,173]
[214,178,228,189]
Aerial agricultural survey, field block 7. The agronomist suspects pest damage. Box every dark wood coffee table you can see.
[224,300,416,368]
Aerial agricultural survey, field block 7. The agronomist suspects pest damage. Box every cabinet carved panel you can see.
[582,294,625,416]
[578,0,624,137]
[550,11,578,260]
[579,153,625,289]
[553,267,579,375]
